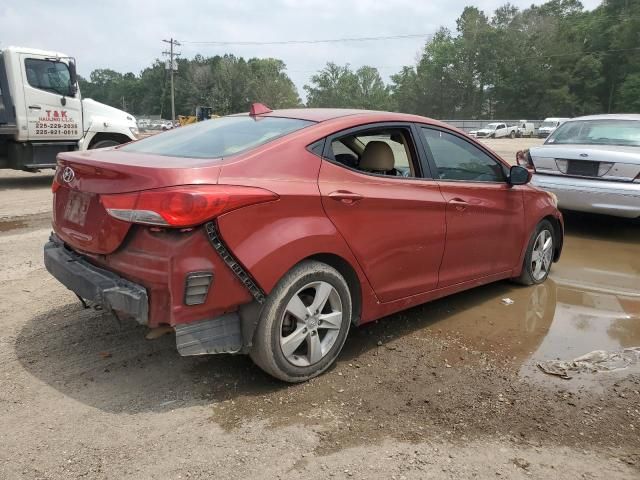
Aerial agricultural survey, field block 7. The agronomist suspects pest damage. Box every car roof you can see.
[251,108,437,124]
[567,114,640,122]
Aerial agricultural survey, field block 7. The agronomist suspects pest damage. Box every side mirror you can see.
[68,60,78,97]
[509,165,531,185]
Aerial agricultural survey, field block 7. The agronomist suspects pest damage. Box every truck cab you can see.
[0,46,138,171]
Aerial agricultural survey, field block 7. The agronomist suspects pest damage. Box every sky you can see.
[1,0,603,100]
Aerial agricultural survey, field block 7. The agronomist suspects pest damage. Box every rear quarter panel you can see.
[216,137,380,322]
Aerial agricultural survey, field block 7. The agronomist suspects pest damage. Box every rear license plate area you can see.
[566,160,599,177]
[63,190,92,226]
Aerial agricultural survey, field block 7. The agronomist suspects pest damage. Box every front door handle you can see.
[28,105,41,110]
[449,197,468,211]
[328,190,363,205]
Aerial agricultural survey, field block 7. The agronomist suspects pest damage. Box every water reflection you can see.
[432,212,640,386]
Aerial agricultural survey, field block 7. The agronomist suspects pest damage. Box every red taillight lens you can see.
[100,185,278,227]
[51,178,62,193]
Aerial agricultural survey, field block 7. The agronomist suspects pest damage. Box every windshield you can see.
[540,121,557,128]
[486,123,500,129]
[121,115,314,158]
[546,119,640,147]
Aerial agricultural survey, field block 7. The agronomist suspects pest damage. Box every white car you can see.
[527,114,640,218]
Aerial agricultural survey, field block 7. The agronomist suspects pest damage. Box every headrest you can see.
[359,141,394,172]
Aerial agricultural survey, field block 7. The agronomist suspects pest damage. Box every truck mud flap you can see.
[175,313,243,356]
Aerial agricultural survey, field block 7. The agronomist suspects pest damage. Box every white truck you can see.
[0,46,138,171]
[537,117,570,138]
[470,122,518,139]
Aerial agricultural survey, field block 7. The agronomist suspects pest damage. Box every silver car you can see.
[527,114,640,219]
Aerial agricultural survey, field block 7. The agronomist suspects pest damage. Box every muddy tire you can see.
[249,260,352,383]
[90,139,120,149]
[514,220,555,286]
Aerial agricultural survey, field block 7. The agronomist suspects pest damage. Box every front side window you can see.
[421,128,506,182]
[24,58,72,96]
[547,119,640,147]
[327,127,419,178]
[121,115,314,158]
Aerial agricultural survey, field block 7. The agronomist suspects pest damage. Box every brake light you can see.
[51,178,62,193]
[100,185,278,227]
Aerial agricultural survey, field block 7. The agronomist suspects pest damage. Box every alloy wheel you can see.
[531,229,553,281]
[279,281,343,367]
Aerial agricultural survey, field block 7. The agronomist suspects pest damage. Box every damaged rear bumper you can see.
[44,234,149,324]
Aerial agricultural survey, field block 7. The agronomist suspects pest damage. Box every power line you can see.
[180,33,434,46]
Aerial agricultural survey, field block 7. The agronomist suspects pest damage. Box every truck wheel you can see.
[490,133,496,139]
[250,260,352,383]
[510,130,516,139]
[514,220,555,286]
[90,139,120,149]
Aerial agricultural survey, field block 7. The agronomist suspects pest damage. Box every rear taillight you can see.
[51,178,62,193]
[100,185,278,227]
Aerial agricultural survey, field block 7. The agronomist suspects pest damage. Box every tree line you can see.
[79,0,640,120]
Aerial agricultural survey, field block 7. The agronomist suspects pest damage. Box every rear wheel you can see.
[514,220,555,285]
[250,260,352,382]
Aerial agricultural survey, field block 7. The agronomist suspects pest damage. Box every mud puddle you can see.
[430,212,640,388]
[0,212,51,233]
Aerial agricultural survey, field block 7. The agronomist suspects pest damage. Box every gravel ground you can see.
[0,138,639,479]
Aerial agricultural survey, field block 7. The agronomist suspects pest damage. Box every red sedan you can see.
[45,105,563,382]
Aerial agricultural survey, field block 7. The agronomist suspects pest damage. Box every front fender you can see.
[513,187,564,276]
[79,119,137,150]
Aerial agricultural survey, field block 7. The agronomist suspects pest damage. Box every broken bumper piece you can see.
[44,234,149,324]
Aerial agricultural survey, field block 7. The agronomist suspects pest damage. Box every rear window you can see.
[547,119,640,147]
[121,115,314,158]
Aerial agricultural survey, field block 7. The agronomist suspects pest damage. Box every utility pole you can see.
[162,38,181,121]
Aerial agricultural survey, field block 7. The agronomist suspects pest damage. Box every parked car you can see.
[473,122,518,139]
[537,117,570,138]
[161,121,174,131]
[517,120,535,138]
[526,114,640,218]
[44,105,563,382]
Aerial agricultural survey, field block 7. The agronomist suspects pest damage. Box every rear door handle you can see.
[449,197,468,211]
[328,190,364,204]
[28,105,41,110]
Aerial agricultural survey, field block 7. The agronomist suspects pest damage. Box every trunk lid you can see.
[529,144,640,181]
[53,149,221,254]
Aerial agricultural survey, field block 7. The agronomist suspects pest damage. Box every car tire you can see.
[490,133,496,139]
[249,260,352,383]
[514,220,555,286]
[510,130,516,139]
[90,139,120,149]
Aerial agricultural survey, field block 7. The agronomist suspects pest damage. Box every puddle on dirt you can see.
[0,218,28,232]
[428,213,640,389]
[0,212,51,233]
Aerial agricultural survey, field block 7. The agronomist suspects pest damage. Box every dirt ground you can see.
[1,138,639,479]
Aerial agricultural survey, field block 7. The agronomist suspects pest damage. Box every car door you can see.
[318,123,446,303]
[20,54,82,141]
[419,126,525,287]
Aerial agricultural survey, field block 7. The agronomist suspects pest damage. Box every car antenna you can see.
[250,103,272,116]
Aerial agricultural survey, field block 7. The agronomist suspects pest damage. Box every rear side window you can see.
[24,58,72,96]
[121,116,314,158]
